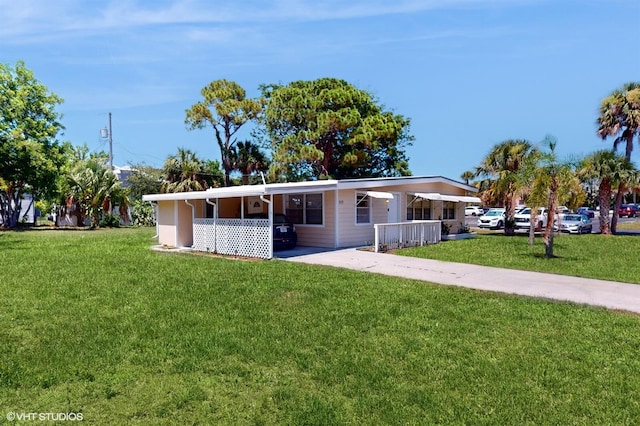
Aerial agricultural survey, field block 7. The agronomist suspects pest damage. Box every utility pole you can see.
[100,113,114,169]
[108,112,113,169]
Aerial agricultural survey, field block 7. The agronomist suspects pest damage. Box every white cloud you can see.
[0,0,531,41]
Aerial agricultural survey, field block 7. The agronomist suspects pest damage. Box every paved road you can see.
[283,248,640,314]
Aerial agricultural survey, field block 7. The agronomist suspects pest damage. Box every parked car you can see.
[554,213,592,234]
[514,205,527,214]
[514,207,547,231]
[247,213,297,249]
[477,208,506,229]
[464,206,484,216]
[576,206,595,218]
[618,204,640,218]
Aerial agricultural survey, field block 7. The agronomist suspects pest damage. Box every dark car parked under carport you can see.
[247,213,298,250]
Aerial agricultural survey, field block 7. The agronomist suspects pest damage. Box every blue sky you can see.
[2,0,639,180]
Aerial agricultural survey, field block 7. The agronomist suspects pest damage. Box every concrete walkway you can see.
[283,248,640,314]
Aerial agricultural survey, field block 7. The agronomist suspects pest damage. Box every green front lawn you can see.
[618,221,640,231]
[1,228,639,424]
[399,233,640,284]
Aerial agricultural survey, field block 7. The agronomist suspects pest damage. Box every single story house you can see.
[142,176,479,259]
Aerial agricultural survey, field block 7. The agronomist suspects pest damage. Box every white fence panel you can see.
[374,221,441,252]
[193,218,272,259]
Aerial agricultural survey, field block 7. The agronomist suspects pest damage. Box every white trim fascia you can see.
[336,176,476,192]
[141,176,477,203]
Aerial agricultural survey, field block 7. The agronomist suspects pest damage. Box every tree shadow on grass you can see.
[2,226,105,232]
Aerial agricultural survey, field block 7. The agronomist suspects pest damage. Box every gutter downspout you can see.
[205,198,217,219]
[260,194,273,260]
[184,199,195,248]
[334,189,339,248]
[205,198,217,253]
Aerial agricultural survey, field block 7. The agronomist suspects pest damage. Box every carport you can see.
[144,186,276,259]
[142,181,338,260]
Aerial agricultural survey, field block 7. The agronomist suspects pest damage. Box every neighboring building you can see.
[142,176,480,259]
[113,165,134,187]
[0,194,36,226]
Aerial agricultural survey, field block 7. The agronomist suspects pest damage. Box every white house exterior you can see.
[142,176,479,259]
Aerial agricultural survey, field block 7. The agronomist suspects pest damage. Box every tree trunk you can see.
[598,180,612,235]
[543,176,559,258]
[8,188,22,228]
[528,210,536,245]
[611,182,624,234]
[545,232,554,258]
[504,194,515,236]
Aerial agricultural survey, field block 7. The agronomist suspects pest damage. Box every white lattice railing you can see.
[193,218,272,259]
[374,221,441,252]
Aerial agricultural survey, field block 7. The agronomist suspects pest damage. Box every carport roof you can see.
[142,180,340,201]
[142,176,477,202]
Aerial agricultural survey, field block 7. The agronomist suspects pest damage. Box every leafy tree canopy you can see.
[126,163,163,201]
[0,61,65,227]
[185,79,263,187]
[262,78,413,181]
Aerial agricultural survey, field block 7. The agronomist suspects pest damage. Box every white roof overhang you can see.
[458,196,482,203]
[364,191,394,199]
[411,192,442,201]
[141,177,479,203]
[142,180,340,202]
[410,193,481,203]
[142,186,267,202]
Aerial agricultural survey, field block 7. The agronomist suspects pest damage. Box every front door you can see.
[387,192,400,223]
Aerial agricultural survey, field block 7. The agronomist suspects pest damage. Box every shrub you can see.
[99,213,121,228]
[131,200,156,227]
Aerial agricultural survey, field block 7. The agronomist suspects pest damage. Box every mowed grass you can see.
[1,228,639,424]
[399,233,640,284]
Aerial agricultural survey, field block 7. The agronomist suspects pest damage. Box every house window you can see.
[442,201,456,220]
[356,192,371,224]
[407,196,431,220]
[286,193,323,225]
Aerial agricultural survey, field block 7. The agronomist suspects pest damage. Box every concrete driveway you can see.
[283,248,640,314]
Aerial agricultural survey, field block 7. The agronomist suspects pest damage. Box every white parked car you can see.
[477,208,506,229]
[465,206,484,216]
[514,207,548,231]
[554,213,593,234]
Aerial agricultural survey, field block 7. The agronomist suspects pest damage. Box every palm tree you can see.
[578,150,634,235]
[627,171,640,204]
[161,148,208,193]
[460,170,474,185]
[475,139,537,235]
[67,158,123,228]
[597,82,640,232]
[528,137,579,257]
[230,141,269,185]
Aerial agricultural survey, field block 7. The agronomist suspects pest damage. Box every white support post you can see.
[374,224,380,253]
